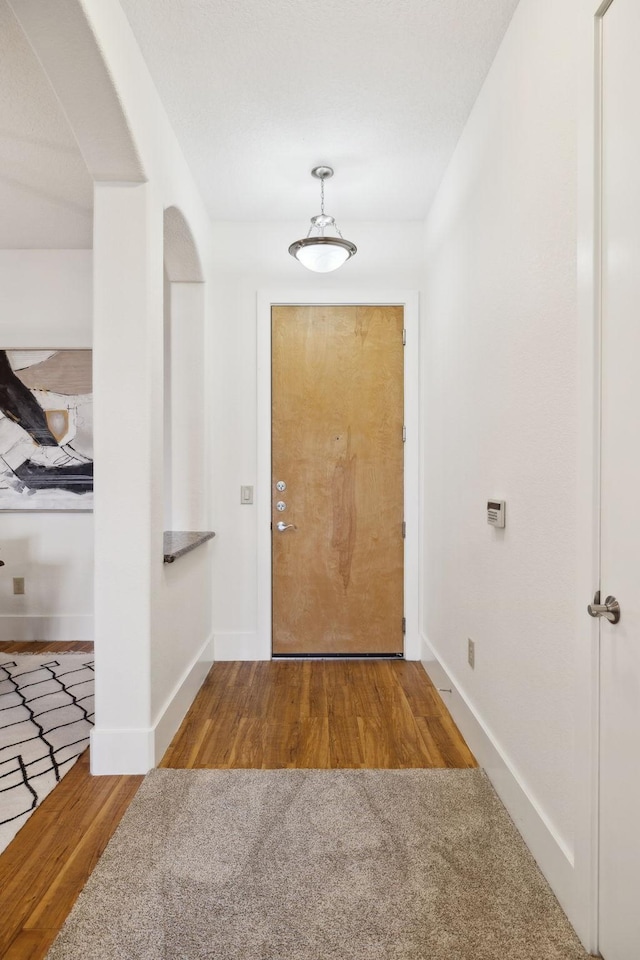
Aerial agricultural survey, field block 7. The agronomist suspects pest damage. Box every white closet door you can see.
[599,1,640,957]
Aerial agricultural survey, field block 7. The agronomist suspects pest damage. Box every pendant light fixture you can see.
[288,166,357,273]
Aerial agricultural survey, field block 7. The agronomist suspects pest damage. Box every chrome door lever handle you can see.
[587,592,621,624]
[276,521,297,532]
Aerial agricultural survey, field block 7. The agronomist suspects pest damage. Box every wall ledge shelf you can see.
[163,530,215,564]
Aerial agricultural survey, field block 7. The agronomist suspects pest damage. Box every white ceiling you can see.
[119,0,520,222]
[0,0,520,247]
[0,0,93,248]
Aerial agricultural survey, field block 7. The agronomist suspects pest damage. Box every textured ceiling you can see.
[0,0,520,247]
[119,0,520,222]
[0,0,93,248]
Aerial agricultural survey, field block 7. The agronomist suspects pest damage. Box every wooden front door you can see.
[271,305,404,656]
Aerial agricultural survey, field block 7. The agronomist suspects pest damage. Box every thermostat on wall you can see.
[487,500,506,528]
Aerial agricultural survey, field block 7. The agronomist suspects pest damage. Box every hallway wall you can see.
[0,250,93,640]
[208,220,424,659]
[4,0,217,773]
[421,0,580,922]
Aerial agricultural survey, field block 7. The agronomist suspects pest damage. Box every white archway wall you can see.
[163,205,207,532]
[10,0,215,774]
[164,206,205,283]
[7,0,145,182]
[165,282,207,530]
[9,0,213,243]
[91,182,157,772]
[92,181,213,774]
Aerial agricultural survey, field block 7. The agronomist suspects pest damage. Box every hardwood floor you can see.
[0,642,143,959]
[0,651,475,959]
[0,641,96,655]
[161,660,476,769]
[0,750,143,960]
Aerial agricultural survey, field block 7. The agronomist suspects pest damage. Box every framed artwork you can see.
[0,349,93,511]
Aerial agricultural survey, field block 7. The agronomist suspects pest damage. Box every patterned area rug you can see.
[0,654,94,854]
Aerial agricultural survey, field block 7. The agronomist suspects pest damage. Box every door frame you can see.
[574,1,616,951]
[256,289,420,661]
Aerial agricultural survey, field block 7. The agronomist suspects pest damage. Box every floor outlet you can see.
[468,638,475,669]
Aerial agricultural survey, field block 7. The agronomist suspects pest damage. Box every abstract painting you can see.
[0,350,93,510]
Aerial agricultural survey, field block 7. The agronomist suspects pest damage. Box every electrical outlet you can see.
[13,577,25,595]
[467,638,475,669]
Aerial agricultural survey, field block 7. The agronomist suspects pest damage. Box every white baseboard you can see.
[152,635,214,764]
[90,725,154,775]
[420,634,576,927]
[90,635,214,775]
[213,631,262,660]
[0,614,93,641]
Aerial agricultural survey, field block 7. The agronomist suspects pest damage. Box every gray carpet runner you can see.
[46,768,588,959]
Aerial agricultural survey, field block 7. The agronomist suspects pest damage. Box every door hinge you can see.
[402,425,407,442]
[402,328,407,346]
[402,617,406,635]
[402,521,406,538]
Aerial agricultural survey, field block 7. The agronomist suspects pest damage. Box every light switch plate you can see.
[241,485,254,505]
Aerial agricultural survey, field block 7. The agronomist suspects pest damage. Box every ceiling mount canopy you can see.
[288,166,357,273]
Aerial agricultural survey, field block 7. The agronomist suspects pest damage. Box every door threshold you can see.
[271,652,404,660]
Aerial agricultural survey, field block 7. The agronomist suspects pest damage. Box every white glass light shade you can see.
[288,236,357,273]
[295,241,349,273]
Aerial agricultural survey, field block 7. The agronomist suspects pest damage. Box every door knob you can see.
[587,592,621,624]
[276,521,296,532]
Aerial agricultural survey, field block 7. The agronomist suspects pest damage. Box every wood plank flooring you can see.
[161,660,476,769]
[0,641,96,655]
[0,642,143,960]
[0,649,475,959]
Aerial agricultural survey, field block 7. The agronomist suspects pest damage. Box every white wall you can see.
[75,0,213,773]
[421,0,580,925]
[166,281,207,531]
[0,250,93,640]
[208,220,424,659]
[8,0,216,772]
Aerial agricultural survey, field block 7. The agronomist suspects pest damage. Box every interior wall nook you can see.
[163,205,207,531]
